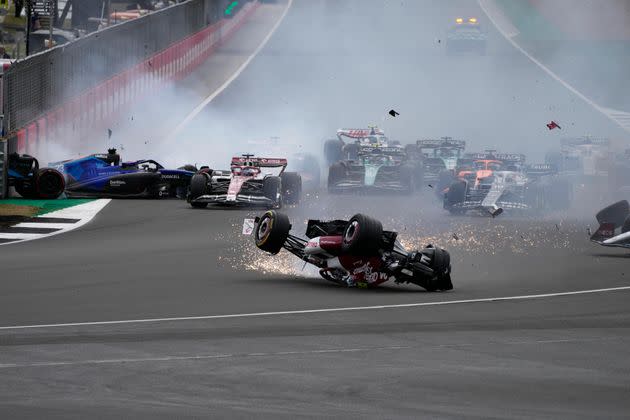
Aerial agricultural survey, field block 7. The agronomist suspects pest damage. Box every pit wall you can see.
[13,1,259,157]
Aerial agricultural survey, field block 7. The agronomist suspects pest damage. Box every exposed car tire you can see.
[445,181,466,213]
[341,214,383,255]
[35,168,65,199]
[342,143,360,161]
[14,180,37,199]
[178,164,198,172]
[324,139,343,165]
[280,171,302,205]
[255,210,291,254]
[327,162,345,192]
[263,176,282,208]
[189,173,210,208]
[596,200,629,228]
[412,246,452,291]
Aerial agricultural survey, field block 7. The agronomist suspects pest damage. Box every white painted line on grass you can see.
[1,285,630,331]
[166,0,294,140]
[478,0,630,133]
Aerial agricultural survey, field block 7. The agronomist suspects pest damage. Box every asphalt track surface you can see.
[2,1,630,418]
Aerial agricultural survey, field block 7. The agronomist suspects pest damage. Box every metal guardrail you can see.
[3,0,245,134]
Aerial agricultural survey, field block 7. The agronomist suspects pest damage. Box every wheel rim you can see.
[344,220,359,245]
[257,215,273,244]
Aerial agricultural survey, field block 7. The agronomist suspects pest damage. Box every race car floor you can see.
[1,193,629,418]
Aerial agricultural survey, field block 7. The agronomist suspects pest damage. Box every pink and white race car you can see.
[188,154,302,208]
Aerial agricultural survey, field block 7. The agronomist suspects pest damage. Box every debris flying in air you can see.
[490,207,503,218]
[388,109,400,117]
[107,129,112,139]
[452,233,459,241]
[546,121,561,130]
[428,184,434,188]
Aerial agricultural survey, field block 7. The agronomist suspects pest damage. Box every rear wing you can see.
[231,156,288,168]
[416,138,466,150]
[358,145,405,156]
[464,151,525,163]
[336,127,385,141]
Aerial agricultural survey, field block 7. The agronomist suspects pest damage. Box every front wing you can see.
[190,193,276,206]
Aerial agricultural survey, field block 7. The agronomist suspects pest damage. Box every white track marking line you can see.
[0,199,111,246]
[477,0,630,134]
[166,0,293,140]
[0,346,409,369]
[1,285,630,331]
[13,223,74,229]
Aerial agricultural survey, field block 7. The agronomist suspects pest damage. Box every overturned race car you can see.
[248,211,453,291]
[188,154,302,208]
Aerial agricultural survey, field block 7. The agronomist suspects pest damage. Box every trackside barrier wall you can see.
[4,0,258,156]
[0,139,6,198]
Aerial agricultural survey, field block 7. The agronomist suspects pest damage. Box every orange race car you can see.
[442,151,569,216]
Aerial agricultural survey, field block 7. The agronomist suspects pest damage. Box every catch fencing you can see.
[0,139,5,198]
[3,0,257,155]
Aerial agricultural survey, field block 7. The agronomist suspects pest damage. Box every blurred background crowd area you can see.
[0,0,188,58]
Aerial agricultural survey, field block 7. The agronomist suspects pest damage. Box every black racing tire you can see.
[255,210,291,254]
[178,164,198,172]
[263,176,282,207]
[35,168,65,199]
[327,162,345,192]
[189,173,210,208]
[280,171,302,205]
[342,143,360,161]
[622,216,630,234]
[341,214,383,256]
[14,179,37,199]
[444,180,466,212]
[324,139,343,166]
[414,246,452,291]
[596,200,629,228]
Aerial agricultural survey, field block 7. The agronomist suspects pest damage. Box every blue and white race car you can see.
[50,149,197,198]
